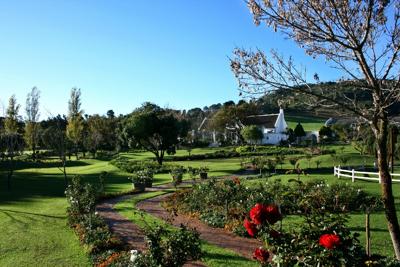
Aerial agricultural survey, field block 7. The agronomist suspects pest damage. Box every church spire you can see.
[274,108,288,133]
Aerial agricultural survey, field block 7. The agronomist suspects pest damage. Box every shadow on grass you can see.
[0,170,132,204]
[203,251,252,264]
[0,160,90,171]
[350,226,388,233]
[0,208,66,219]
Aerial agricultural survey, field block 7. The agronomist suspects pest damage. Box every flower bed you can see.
[162,177,400,266]
[164,178,378,234]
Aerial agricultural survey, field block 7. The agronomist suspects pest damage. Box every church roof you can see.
[242,114,278,128]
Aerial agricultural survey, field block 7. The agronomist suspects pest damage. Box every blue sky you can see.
[0,0,339,118]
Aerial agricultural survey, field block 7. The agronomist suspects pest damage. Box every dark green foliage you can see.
[134,225,202,267]
[123,103,189,165]
[110,156,183,174]
[294,122,306,137]
[241,125,264,144]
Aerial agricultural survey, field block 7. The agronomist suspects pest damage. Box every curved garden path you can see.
[96,179,261,266]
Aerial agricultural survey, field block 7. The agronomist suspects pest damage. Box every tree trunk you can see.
[63,157,68,186]
[155,152,163,165]
[7,156,14,190]
[376,118,400,259]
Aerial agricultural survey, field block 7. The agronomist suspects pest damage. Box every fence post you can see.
[379,172,382,184]
[352,169,355,183]
[338,165,341,179]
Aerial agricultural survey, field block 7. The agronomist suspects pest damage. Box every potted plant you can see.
[199,166,209,180]
[170,166,185,186]
[141,169,154,187]
[188,166,199,183]
[129,169,153,191]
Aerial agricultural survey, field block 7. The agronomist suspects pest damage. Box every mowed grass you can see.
[286,115,326,131]
[0,159,133,267]
[0,144,398,266]
[0,152,243,266]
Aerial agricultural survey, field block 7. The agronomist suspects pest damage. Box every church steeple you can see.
[274,108,288,133]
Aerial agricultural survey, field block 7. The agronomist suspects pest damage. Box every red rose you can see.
[243,218,258,237]
[249,203,266,225]
[253,247,269,263]
[264,204,282,225]
[319,234,341,249]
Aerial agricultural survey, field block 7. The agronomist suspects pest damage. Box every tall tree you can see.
[231,0,400,257]
[124,103,188,165]
[85,114,116,157]
[24,87,40,160]
[2,95,23,189]
[66,88,84,160]
[41,115,69,185]
[4,95,20,133]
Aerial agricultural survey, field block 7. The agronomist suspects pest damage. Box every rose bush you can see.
[244,202,365,266]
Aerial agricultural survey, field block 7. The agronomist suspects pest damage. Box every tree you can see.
[211,102,260,143]
[124,103,189,165]
[231,0,400,257]
[241,125,263,144]
[2,95,24,189]
[66,88,84,160]
[294,123,306,144]
[41,115,69,185]
[24,87,40,160]
[85,114,116,157]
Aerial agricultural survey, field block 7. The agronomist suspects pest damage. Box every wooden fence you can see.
[333,166,400,183]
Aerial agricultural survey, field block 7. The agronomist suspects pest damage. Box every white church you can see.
[242,108,288,145]
[196,108,289,146]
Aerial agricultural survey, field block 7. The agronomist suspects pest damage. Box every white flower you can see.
[130,250,138,262]
[94,212,98,216]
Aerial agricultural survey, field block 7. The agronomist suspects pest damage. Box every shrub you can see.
[244,202,365,267]
[133,225,202,267]
[170,165,186,186]
[110,156,183,174]
[65,175,125,266]
[128,169,154,184]
[65,176,97,226]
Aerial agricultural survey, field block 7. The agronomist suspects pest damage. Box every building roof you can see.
[242,114,278,128]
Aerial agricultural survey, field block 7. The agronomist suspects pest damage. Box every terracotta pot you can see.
[133,182,146,192]
[145,180,153,187]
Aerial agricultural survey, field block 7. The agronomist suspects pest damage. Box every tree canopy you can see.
[124,103,189,165]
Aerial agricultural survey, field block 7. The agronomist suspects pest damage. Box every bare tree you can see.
[25,87,40,161]
[231,0,400,258]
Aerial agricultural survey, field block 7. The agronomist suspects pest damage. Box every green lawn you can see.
[0,145,398,266]
[286,115,326,131]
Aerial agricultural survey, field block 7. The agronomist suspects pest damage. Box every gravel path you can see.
[96,178,260,266]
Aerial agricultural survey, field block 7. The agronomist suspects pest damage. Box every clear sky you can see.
[0,0,340,118]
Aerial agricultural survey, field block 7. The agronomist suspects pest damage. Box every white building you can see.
[243,108,288,145]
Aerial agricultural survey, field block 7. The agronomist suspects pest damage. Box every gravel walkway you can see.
[96,179,260,266]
